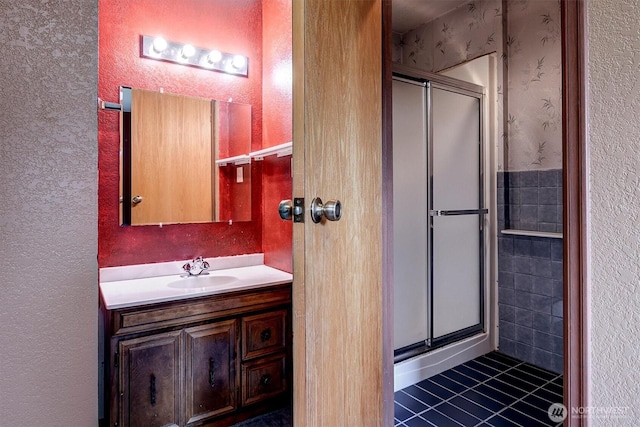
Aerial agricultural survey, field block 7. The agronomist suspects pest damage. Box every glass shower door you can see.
[392,73,486,359]
[392,78,429,351]
[429,84,485,346]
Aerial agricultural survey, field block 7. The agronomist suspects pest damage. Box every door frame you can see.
[381,0,589,423]
[561,0,589,424]
[290,0,586,424]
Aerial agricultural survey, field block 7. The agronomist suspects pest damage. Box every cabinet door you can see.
[119,331,182,427]
[184,320,237,425]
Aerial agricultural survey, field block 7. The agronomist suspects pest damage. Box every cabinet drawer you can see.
[110,285,291,336]
[241,310,286,360]
[241,354,287,406]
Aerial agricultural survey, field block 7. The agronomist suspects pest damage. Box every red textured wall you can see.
[262,0,293,272]
[218,103,252,222]
[98,0,263,267]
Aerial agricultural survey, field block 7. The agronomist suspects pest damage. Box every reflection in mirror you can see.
[119,87,252,226]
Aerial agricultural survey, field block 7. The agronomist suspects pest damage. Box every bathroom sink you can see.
[167,275,238,289]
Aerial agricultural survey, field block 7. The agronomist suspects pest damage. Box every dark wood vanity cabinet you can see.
[118,331,182,427]
[184,320,237,424]
[102,284,291,427]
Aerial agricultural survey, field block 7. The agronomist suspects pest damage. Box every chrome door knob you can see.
[310,197,342,223]
[132,195,143,205]
[279,199,293,220]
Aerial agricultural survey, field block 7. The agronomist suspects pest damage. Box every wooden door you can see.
[118,331,181,427]
[184,320,237,425]
[130,89,213,225]
[292,1,393,425]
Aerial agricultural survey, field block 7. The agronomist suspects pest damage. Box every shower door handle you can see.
[429,209,488,217]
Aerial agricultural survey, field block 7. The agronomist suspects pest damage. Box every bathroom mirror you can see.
[119,87,252,226]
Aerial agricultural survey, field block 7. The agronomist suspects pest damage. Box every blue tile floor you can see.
[395,352,564,427]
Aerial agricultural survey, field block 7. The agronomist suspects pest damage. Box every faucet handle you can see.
[182,257,209,276]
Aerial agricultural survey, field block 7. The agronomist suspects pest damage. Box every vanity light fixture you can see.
[141,35,248,77]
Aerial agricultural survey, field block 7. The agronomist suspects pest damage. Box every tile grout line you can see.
[395,354,563,427]
[442,362,522,423]
[407,373,490,426]
[477,356,561,396]
[413,359,518,425]
[472,358,563,426]
[453,357,561,425]
[412,380,479,424]
[496,373,564,426]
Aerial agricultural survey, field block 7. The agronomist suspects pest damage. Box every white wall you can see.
[588,0,640,424]
[0,1,98,425]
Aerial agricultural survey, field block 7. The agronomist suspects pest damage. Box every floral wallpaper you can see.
[394,0,562,171]
[505,0,562,170]
[397,0,501,75]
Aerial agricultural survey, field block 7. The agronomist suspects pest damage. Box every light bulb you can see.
[151,36,167,54]
[207,50,222,64]
[232,55,246,69]
[180,44,196,60]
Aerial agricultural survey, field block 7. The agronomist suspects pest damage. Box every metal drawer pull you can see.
[429,208,488,216]
[209,357,215,388]
[150,373,156,406]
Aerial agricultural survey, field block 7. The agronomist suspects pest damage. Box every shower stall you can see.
[393,63,496,390]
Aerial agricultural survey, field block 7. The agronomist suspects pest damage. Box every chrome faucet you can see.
[182,256,210,276]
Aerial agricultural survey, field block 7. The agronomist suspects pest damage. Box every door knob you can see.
[310,197,342,223]
[279,200,293,220]
[132,195,143,205]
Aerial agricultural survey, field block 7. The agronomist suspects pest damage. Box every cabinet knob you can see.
[260,374,272,387]
[260,328,272,342]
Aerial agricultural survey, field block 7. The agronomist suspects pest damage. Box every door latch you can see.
[278,198,305,223]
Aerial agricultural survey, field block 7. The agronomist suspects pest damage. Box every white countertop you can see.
[100,264,293,310]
